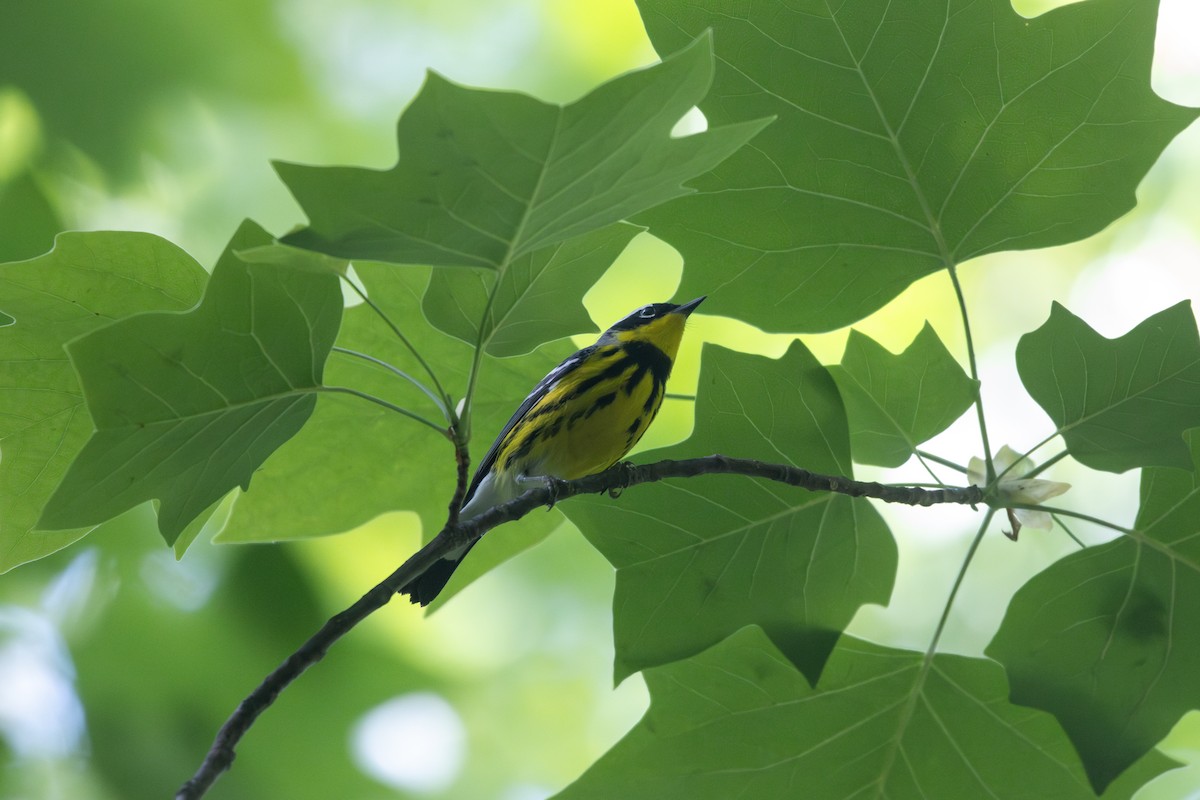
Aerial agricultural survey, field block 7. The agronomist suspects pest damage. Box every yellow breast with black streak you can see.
[494,313,685,481]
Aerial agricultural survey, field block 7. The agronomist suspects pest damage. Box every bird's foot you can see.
[608,461,637,499]
[517,474,566,510]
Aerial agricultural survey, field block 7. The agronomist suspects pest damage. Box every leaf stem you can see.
[914,449,967,474]
[874,508,995,791]
[318,386,450,438]
[946,264,995,483]
[459,280,503,441]
[331,346,447,418]
[1019,449,1068,480]
[1051,513,1087,549]
[340,275,454,412]
[1031,503,1200,575]
[1010,503,1131,535]
[929,509,996,654]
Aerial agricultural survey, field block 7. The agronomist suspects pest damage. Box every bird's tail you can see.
[397,471,511,606]
[399,540,477,606]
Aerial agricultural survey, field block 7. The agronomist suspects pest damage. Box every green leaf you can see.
[276,33,768,269]
[0,232,207,570]
[558,627,1174,800]
[566,343,896,683]
[217,261,570,602]
[635,0,1199,331]
[988,430,1200,791]
[0,172,62,262]
[422,222,641,357]
[830,324,977,467]
[1016,301,1200,473]
[37,221,342,545]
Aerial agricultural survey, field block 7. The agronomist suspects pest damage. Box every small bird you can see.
[401,296,705,606]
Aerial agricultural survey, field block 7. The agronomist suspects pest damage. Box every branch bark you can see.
[175,454,985,799]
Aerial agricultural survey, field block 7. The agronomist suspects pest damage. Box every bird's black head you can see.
[605,296,706,334]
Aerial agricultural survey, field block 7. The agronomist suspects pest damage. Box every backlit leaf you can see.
[988,430,1200,791]
[37,221,342,544]
[634,0,1199,331]
[566,343,895,683]
[422,222,641,357]
[217,261,571,602]
[277,34,768,270]
[1016,301,1200,472]
[558,626,1174,799]
[0,232,206,570]
[831,324,977,467]
[0,172,61,263]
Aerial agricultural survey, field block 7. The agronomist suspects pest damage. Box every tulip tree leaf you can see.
[1016,301,1200,473]
[988,430,1200,792]
[0,232,208,570]
[277,34,768,271]
[422,222,641,357]
[557,626,1174,800]
[37,221,343,544]
[218,262,571,603]
[566,343,896,684]
[0,172,61,263]
[634,0,1199,332]
[830,324,977,467]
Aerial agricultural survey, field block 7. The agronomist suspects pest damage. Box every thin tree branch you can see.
[446,434,471,527]
[175,454,985,799]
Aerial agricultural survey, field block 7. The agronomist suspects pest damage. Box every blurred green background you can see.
[1,0,1199,798]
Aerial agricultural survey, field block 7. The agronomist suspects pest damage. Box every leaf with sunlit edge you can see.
[566,342,896,684]
[634,0,1199,332]
[38,221,343,544]
[218,262,572,602]
[989,429,1200,791]
[831,324,977,467]
[277,34,768,270]
[0,231,207,570]
[558,627,1176,799]
[422,222,641,357]
[1017,301,1200,473]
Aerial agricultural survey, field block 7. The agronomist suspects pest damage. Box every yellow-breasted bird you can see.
[401,296,705,606]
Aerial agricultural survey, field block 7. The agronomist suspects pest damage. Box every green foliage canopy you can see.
[2,0,1199,797]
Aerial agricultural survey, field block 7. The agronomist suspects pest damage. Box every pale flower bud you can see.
[968,445,1070,532]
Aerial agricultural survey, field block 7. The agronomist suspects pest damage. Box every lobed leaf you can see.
[277,34,768,270]
[557,626,1174,799]
[422,222,641,357]
[566,342,895,684]
[37,221,343,544]
[0,172,61,263]
[0,231,207,570]
[635,0,1199,331]
[1016,301,1200,472]
[989,430,1200,791]
[218,261,572,601]
[831,324,977,467]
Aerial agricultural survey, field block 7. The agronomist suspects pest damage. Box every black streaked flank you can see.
[566,355,638,400]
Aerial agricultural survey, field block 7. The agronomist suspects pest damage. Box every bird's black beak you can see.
[675,296,706,316]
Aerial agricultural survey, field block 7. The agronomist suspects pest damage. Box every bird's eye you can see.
[638,306,655,319]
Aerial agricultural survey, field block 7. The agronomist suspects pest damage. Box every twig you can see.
[175,454,985,799]
[446,435,471,527]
